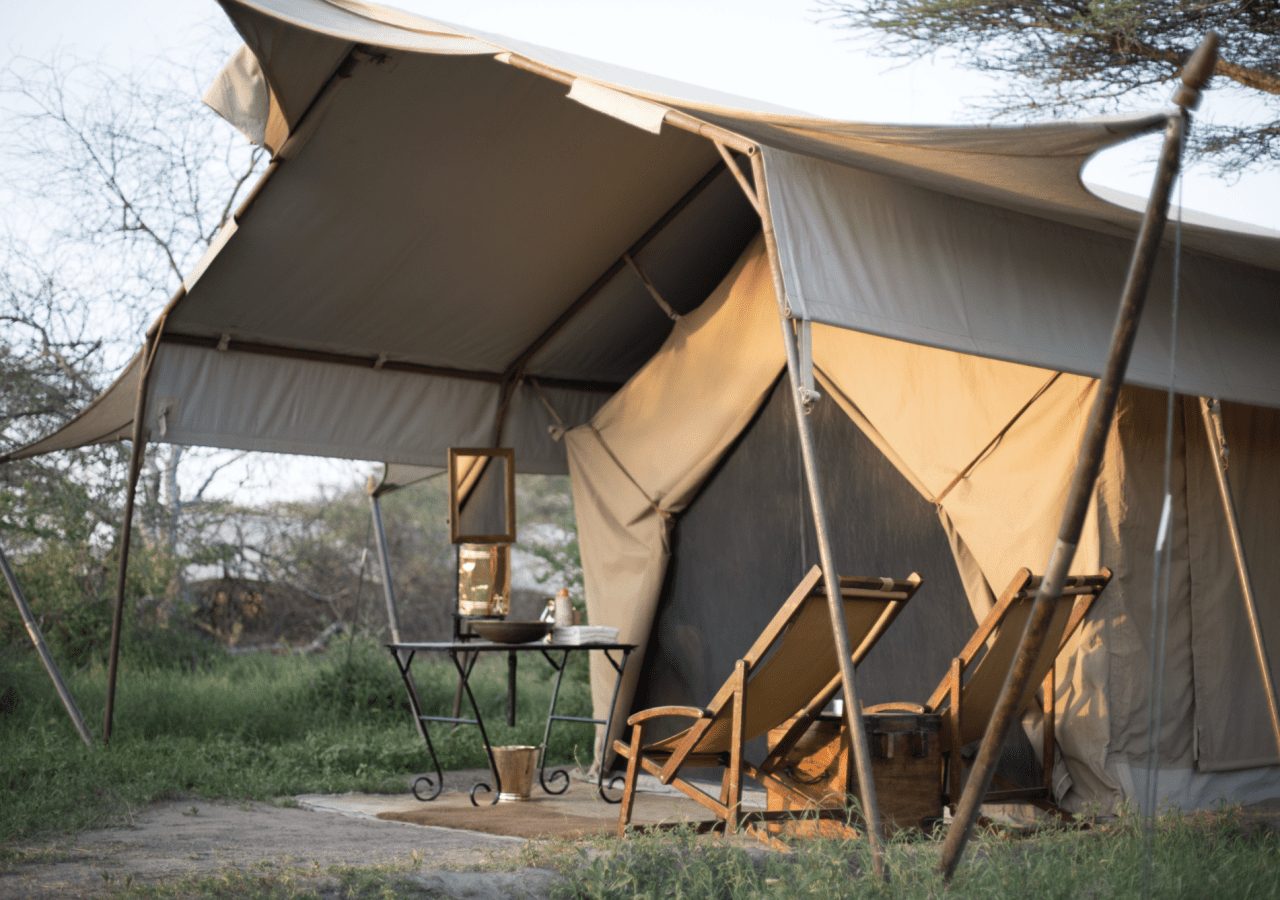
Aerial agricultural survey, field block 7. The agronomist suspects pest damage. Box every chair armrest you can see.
[864,702,927,714]
[627,705,708,726]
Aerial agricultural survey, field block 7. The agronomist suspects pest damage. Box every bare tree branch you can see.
[821,0,1280,173]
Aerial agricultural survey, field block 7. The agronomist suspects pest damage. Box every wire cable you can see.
[1141,129,1186,889]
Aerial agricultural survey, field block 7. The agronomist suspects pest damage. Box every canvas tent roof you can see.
[6,0,1280,471]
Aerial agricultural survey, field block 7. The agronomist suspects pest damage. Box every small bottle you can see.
[554,588,573,628]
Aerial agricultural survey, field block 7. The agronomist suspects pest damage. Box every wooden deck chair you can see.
[868,567,1110,810]
[614,565,922,837]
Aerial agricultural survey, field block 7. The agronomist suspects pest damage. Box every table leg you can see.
[537,649,572,795]
[597,648,631,803]
[387,648,444,801]
[449,651,502,806]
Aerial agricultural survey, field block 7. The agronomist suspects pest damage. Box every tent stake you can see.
[369,491,403,645]
[938,33,1219,880]
[749,152,888,881]
[1199,397,1280,758]
[2,543,94,747]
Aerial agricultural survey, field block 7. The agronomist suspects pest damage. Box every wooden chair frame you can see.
[614,566,922,837]
[868,567,1111,810]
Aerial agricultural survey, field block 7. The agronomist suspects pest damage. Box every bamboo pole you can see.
[939,33,1220,880]
[2,544,93,747]
[1198,397,1280,758]
[749,151,889,880]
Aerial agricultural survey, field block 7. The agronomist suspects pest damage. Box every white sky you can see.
[5,0,1277,502]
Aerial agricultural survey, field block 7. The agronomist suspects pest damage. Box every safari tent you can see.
[5,0,1279,817]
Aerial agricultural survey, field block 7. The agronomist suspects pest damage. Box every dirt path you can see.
[0,798,533,898]
[1,774,764,897]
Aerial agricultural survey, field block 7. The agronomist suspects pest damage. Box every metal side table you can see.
[387,640,635,806]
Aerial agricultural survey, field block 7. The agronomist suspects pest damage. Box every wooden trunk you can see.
[765,712,942,835]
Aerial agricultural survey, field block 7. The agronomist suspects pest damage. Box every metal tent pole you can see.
[369,492,403,645]
[749,151,888,880]
[1199,397,1280,757]
[939,33,1219,880]
[2,544,94,746]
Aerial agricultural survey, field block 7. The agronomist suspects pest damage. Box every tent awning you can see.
[5,0,1278,467]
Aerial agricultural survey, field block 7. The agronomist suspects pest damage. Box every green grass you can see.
[6,638,1279,898]
[529,812,1280,899]
[0,637,594,843]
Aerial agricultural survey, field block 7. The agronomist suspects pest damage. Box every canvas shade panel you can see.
[140,342,606,473]
[765,147,1280,410]
[565,237,785,755]
[6,353,143,461]
[172,50,721,375]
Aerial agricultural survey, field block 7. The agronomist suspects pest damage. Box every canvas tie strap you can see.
[584,425,669,526]
[623,253,680,322]
[527,378,569,441]
[934,372,1062,505]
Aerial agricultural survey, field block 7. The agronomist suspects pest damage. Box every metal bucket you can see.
[492,745,539,802]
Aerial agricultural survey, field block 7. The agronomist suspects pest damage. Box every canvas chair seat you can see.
[646,579,904,755]
[867,567,1110,807]
[614,565,921,836]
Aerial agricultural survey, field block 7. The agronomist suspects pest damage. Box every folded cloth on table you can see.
[551,625,620,645]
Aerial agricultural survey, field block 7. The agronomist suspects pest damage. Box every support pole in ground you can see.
[1,544,94,747]
[1198,397,1280,758]
[748,150,888,881]
[939,33,1219,880]
[369,490,402,645]
[103,336,160,745]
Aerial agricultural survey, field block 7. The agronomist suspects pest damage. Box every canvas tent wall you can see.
[3,0,1278,811]
[567,236,1280,813]
[628,376,984,771]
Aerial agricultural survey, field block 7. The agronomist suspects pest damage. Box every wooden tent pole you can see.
[748,151,888,881]
[939,33,1219,880]
[2,543,94,746]
[1198,397,1280,757]
[102,334,161,745]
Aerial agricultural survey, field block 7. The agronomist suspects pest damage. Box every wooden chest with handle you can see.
[765,712,943,835]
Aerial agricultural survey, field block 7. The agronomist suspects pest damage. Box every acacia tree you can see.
[822,0,1279,171]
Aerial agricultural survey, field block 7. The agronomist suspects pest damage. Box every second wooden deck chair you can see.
[614,565,922,836]
[868,567,1110,809]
